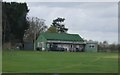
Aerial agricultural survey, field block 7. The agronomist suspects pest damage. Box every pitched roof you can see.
[40,33,84,42]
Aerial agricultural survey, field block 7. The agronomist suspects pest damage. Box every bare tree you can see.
[23,17,47,42]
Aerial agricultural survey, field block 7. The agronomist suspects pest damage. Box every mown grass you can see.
[0,50,2,74]
[2,50,118,73]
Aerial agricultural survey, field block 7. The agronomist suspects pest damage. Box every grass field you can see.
[2,50,118,73]
[0,51,2,74]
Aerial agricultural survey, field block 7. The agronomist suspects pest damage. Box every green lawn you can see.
[0,51,2,74]
[2,50,118,73]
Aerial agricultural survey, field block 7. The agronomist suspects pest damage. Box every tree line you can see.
[97,41,119,52]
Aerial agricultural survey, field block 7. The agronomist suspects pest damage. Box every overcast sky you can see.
[3,0,118,44]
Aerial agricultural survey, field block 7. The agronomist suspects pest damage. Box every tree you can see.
[98,41,109,52]
[109,43,118,52]
[46,25,57,33]
[2,2,29,45]
[51,17,68,33]
[118,44,120,52]
[23,17,47,42]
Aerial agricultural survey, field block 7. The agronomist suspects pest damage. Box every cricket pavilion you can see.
[34,32,98,52]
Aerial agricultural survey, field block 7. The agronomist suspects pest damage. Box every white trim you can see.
[47,40,85,44]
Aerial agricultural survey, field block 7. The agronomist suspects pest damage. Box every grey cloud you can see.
[27,2,82,8]
[28,2,117,9]
[28,2,118,19]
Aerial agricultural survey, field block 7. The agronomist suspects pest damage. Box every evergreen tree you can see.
[2,2,29,44]
[51,17,68,33]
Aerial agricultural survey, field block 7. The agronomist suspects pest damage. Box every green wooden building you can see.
[34,33,86,52]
